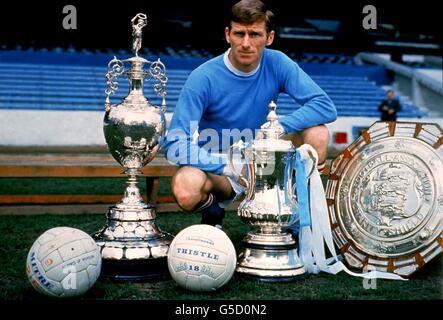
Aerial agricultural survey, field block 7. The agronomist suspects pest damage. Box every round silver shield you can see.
[326,121,443,277]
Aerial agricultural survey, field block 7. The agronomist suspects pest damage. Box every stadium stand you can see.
[0,0,439,215]
[0,49,427,119]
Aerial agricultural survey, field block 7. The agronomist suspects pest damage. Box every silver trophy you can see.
[326,121,443,277]
[93,13,173,281]
[230,101,316,281]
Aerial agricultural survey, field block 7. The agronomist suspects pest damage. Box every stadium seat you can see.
[0,50,427,118]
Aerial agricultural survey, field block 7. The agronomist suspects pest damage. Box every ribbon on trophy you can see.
[295,144,407,281]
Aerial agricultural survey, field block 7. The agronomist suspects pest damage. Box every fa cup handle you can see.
[104,57,125,113]
[306,148,318,179]
[298,144,318,179]
[228,140,249,188]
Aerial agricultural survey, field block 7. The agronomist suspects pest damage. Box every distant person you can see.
[378,89,401,122]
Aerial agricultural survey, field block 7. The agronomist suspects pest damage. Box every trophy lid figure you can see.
[131,13,147,56]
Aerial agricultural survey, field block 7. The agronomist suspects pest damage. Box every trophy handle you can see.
[305,146,318,179]
[229,140,249,188]
[284,151,299,226]
[150,59,168,113]
[104,57,125,113]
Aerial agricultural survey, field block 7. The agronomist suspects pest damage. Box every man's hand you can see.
[223,154,248,188]
[238,166,247,188]
[255,130,264,140]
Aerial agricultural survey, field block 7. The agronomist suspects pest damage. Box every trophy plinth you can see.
[236,232,305,282]
[92,13,172,281]
[231,101,314,282]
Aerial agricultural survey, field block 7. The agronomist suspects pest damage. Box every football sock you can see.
[199,194,225,227]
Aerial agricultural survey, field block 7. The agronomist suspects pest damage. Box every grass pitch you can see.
[0,177,442,300]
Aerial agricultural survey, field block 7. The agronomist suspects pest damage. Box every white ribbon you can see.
[297,144,407,281]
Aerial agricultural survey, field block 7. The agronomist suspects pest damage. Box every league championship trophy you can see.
[231,101,316,281]
[93,13,173,281]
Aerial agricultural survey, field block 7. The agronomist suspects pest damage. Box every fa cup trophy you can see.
[93,13,173,281]
[231,101,316,281]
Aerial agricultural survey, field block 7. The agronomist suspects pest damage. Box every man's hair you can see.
[387,89,394,94]
[229,0,274,33]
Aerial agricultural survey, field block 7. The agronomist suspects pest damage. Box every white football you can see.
[26,227,102,298]
[167,224,237,292]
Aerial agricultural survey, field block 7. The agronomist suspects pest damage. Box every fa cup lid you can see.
[252,101,294,152]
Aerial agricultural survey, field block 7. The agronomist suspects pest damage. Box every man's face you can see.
[387,91,394,100]
[225,20,274,72]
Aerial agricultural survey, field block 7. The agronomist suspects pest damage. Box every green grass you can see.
[0,177,441,300]
[0,212,441,300]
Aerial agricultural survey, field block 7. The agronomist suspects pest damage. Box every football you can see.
[167,224,237,292]
[26,227,102,298]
